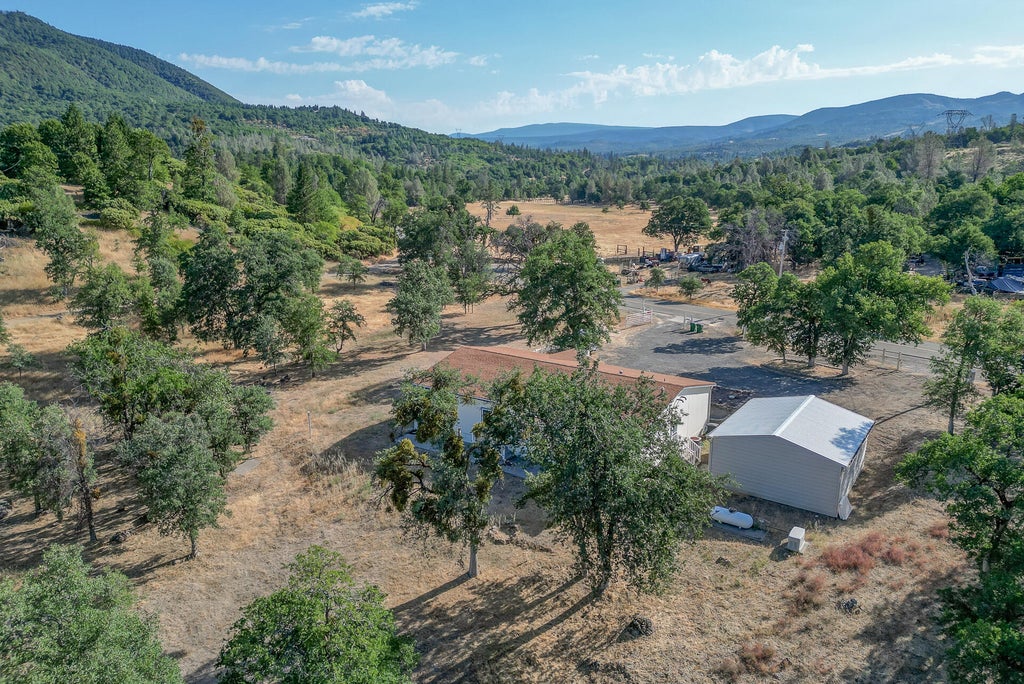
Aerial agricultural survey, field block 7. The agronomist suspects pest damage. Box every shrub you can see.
[790,570,828,614]
[677,275,705,299]
[99,207,136,231]
[820,544,876,575]
[506,204,520,216]
[738,642,777,675]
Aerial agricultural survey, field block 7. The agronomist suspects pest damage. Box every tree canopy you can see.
[218,546,416,684]
[510,225,621,359]
[0,545,182,683]
[488,365,725,594]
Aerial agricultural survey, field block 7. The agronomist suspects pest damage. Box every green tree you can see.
[938,569,1024,683]
[510,226,621,359]
[0,122,58,179]
[979,302,1024,397]
[231,385,275,454]
[925,297,1002,434]
[0,386,97,537]
[386,259,453,350]
[337,255,368,285]
[677,274,704,300]
[287,162,335,224]
[97,115,137,200]
[181,117,217,203]
[898,395,1024,679]
[646,266,666,292]
[218,546,416,684]
[818,242,949,375]
[179,224,239,343]
[494,366,725,594]
[449,235,492,313]
[327,299,365,353]
[25,181,97,299]
[898,394,1024,573]
[643,196,712,252]
[733,263,794,361]
[5,342,38,378]
[119,414,228,559]
[0,545,182,683]
[134,212,183,341]
[71,263,135,330]
[375,366,503,578]
[68,327,271,460]
[280,293,335,376]
[68,327,190,439]
[229,231,324,354]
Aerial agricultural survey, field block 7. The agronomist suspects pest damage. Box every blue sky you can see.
[10,1,1024,133]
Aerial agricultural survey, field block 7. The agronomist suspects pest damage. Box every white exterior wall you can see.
[671,386,713,438]
[709,435,845,517]
[839,440,867,497]
[455,399,489,444]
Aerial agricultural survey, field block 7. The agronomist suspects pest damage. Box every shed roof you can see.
[708,395,873,466]
[437,346,713,400]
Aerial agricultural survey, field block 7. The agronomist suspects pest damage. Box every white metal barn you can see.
[708,395,874,519]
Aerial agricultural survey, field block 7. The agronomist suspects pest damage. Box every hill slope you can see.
[469,92,1024,156]
[0,11,238,123]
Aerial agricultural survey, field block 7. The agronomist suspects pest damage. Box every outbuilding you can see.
[432,346,715,465]
[708,395,873,519]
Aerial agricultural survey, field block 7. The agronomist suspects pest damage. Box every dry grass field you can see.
[0,204,964,683]
[468,199,669,258]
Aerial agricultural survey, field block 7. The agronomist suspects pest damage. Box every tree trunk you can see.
[467,542,478,578]
[187,533,198,560]
[807,355,817,368]
[841,359,850,376]
[74,419,97,543]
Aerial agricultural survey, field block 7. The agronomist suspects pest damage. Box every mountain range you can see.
[466,92,1024,156]
[0,11,238,124]
[2,10,1023,160]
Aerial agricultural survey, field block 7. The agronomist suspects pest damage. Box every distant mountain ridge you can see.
[466,92,1024,156]
[0,11,238,123]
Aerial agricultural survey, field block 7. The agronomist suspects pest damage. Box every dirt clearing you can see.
[0,219,961,683]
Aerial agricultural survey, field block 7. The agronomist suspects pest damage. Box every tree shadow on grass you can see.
[398,570,594,683]
[839,566,957,683]
[433,318,522,351]
[317,418,394,469]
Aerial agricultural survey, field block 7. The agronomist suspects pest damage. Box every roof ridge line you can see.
[773,395,815,436]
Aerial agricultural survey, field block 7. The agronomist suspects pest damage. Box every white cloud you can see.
[579,54,600,62]
[292,35,457,70]
[282,80,394,118]
[352,2,417,19]
[560,43,1024,104]
[455,42,1024,130]
[969,45,1024,67]
[468,55,489,67]
[178,53,346,74]
[332,80,392,107]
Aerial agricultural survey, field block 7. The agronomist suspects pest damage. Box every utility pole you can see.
[777,229,790,277]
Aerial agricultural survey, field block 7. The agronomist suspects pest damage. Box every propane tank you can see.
[711,506,754,529]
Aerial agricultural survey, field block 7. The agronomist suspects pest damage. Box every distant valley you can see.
[464,91,1024,156]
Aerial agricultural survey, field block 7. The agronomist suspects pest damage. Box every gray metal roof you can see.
[708,395,874,466]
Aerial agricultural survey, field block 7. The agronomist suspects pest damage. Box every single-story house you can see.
[707,395,874,519]
[433,346,715,463]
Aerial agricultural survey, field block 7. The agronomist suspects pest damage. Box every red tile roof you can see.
[435,346,713,400]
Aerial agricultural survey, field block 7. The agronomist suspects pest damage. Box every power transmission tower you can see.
[904,122,926,138]
[942,109,972,136]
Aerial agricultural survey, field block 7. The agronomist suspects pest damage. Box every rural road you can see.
[619,285,942,367]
